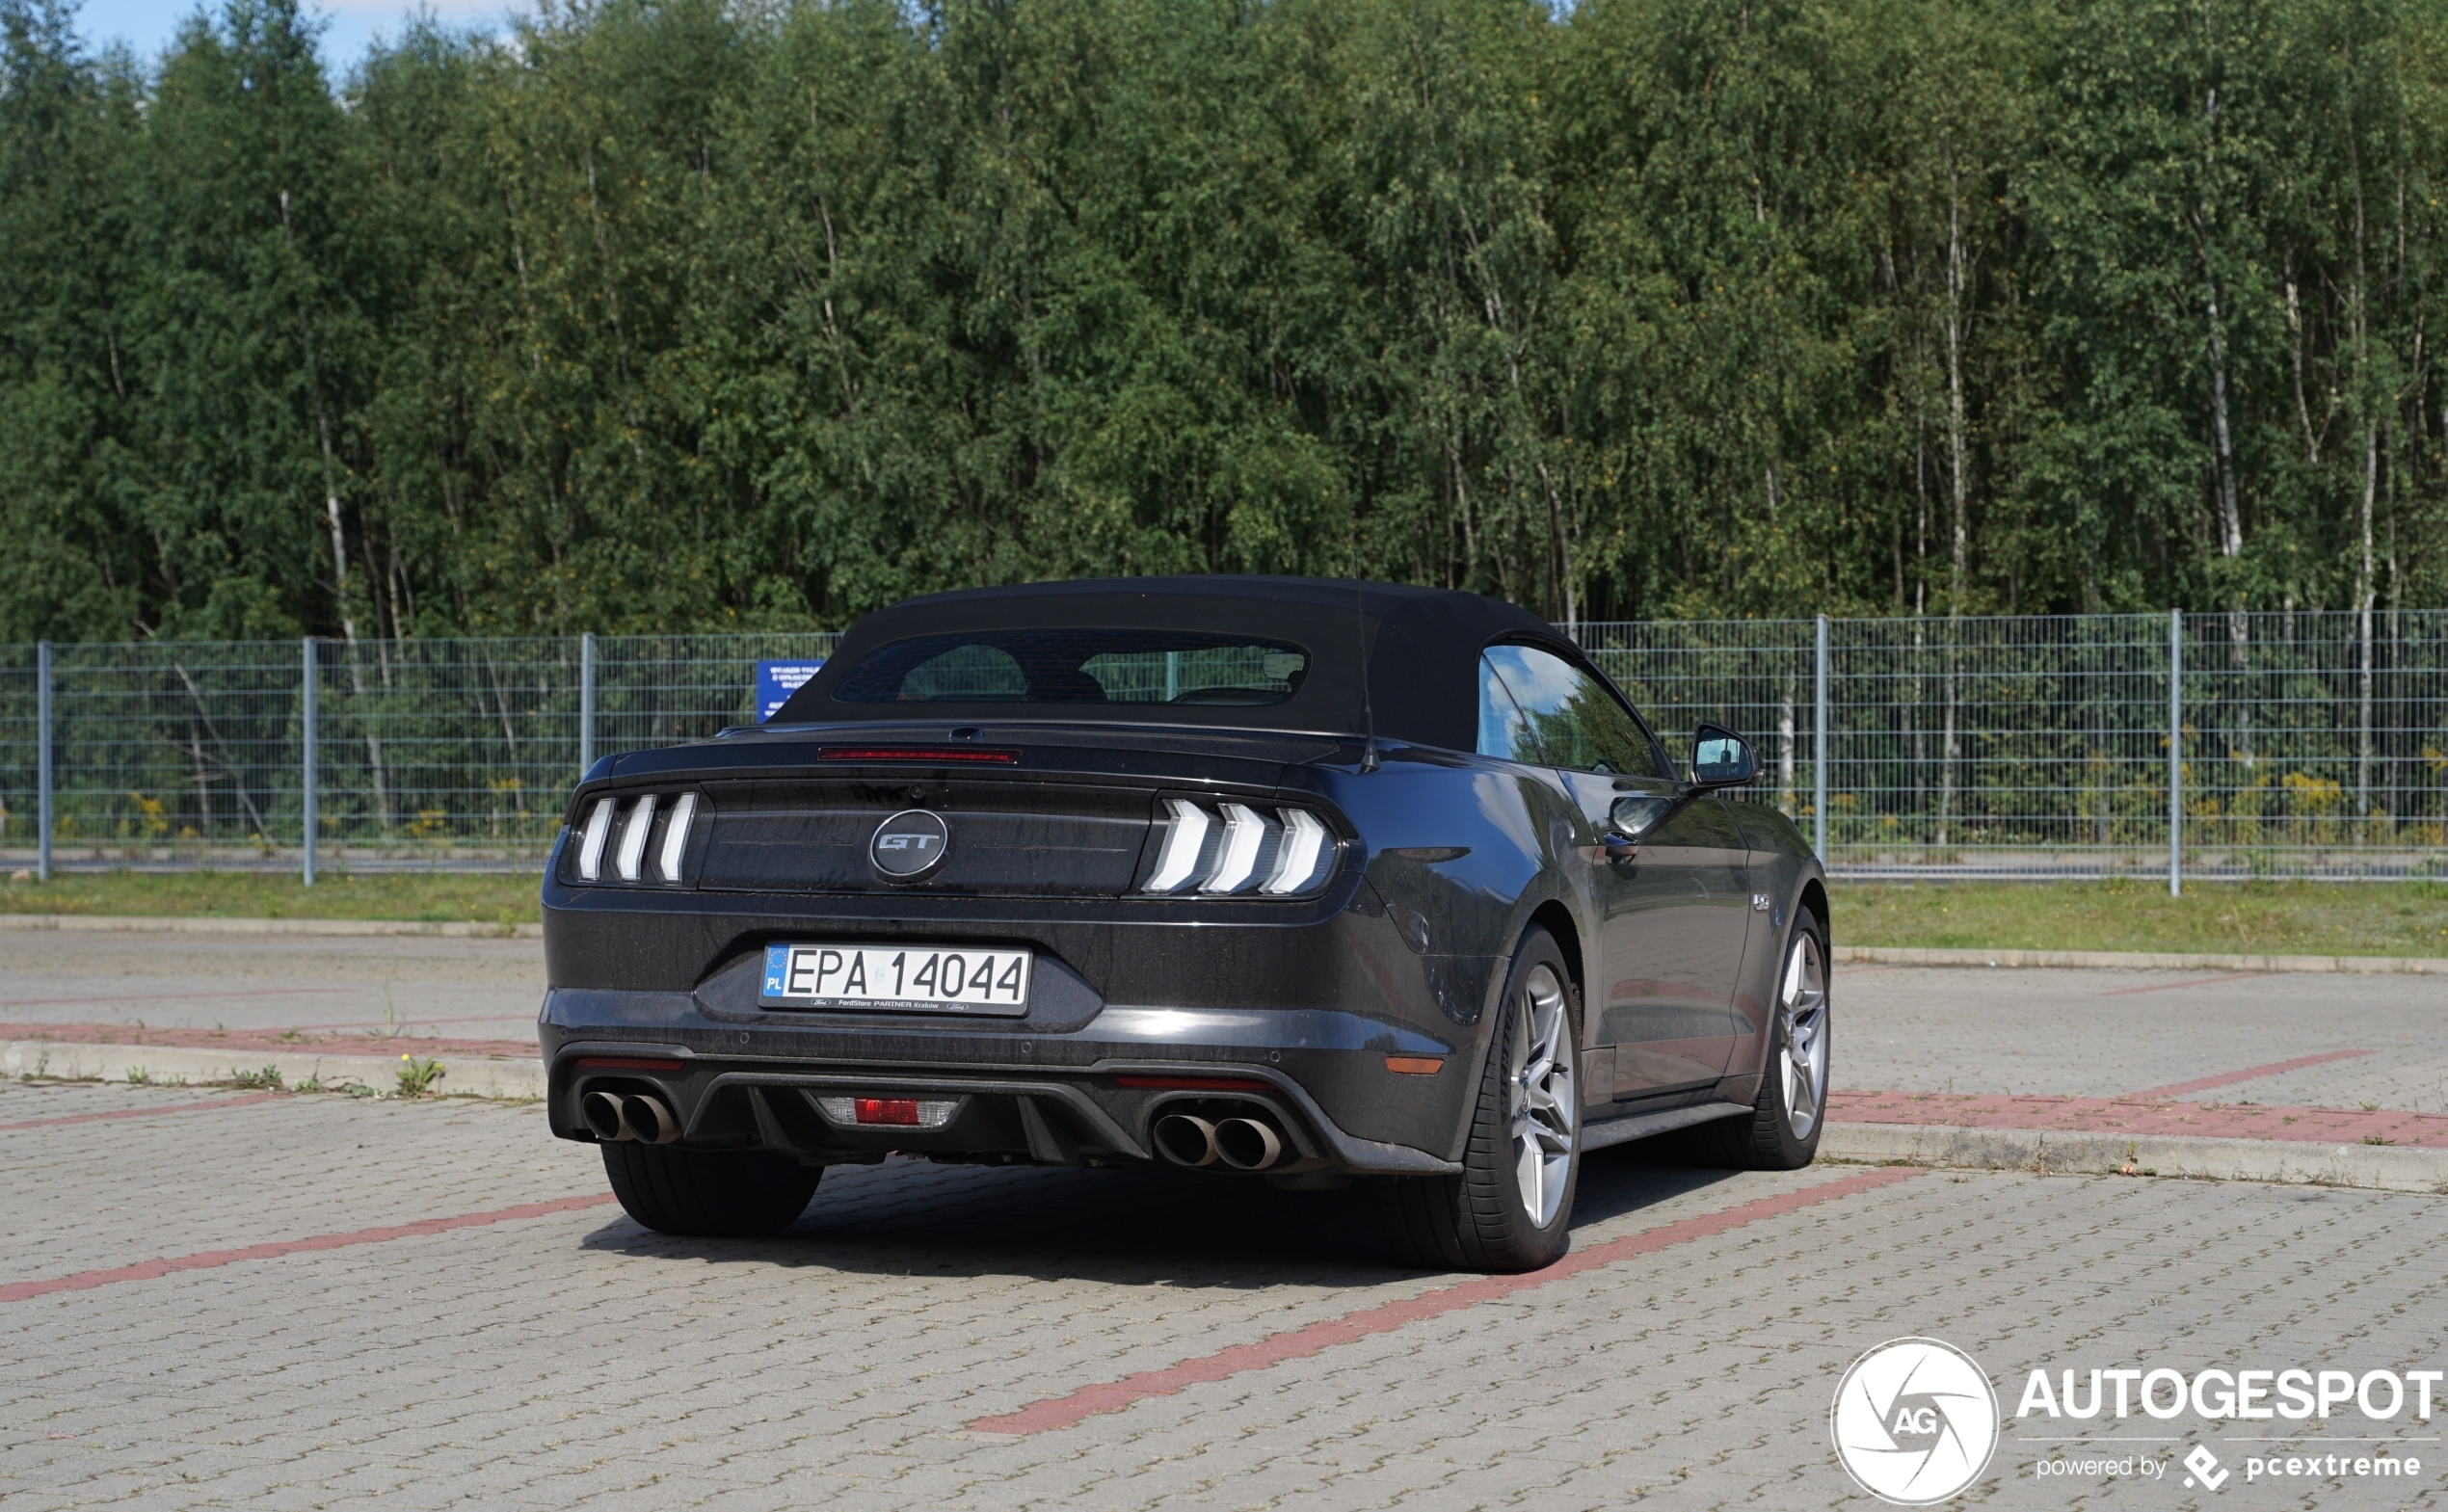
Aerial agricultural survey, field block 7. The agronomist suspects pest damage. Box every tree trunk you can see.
[1944,189,1970,612]
[2358,425,2377,823]
[278,187,390,836]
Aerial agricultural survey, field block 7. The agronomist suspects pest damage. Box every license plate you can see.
[759,943,1033,1016]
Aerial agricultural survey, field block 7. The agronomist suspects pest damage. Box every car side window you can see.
[1477,653,1541,761]
[1482,644,1671,779]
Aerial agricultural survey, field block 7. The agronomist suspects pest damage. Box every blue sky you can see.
[70,0,512,76]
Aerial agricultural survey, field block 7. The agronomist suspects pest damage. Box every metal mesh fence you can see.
[1,613,2441,879]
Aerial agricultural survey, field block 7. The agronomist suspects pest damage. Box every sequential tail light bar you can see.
[572,791,700,885]
[1140,800,1335,896]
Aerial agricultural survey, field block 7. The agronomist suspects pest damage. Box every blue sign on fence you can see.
[756,660,824,723]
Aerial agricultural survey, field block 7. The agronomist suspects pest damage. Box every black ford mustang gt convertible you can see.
[539,576,1830,1272]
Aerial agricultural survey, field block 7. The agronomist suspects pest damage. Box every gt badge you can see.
[870,809,950,880]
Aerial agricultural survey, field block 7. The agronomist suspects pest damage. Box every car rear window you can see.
[833,629,1312,705]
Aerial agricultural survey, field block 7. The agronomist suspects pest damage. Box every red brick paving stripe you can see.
[1826,1088,2448,1147]
[967,1166,1927,1436]
[0,987,348,1010]
[2098,971,2267,997]
[0,1021,537,1060]
[2120,1049,2373,1101]
[0,1193,617,1304]
[0,1093,285,1132]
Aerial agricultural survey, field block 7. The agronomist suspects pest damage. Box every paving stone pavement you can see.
[0,932,544,1046]
[5,1079,2446,1510]
[1837,964,2448,1111]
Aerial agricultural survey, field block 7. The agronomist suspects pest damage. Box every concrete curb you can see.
[1834,944,2448,975]
[1822,1120,2448,1195]
[2,1040,547,1101]
[0,914,540,940]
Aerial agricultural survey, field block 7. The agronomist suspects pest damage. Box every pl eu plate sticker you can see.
[756,660,824,722]
[762,944,789,996]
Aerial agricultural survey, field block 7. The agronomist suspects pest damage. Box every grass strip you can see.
[1844,880,2448,959]
[5,871,2447,956]
[0,870,541,924]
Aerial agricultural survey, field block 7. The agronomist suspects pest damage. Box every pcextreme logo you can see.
[1830,1338,2001,1505]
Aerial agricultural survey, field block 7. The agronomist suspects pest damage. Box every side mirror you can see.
[1690,724,1758,788]
[1608,794,1673,841]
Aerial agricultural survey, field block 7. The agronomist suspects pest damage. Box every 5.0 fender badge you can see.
[870,809,949,880]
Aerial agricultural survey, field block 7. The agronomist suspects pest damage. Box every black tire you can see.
[600,1143,822,1237]
[1688,905,1829,1171]
[1374,926,1582,1273]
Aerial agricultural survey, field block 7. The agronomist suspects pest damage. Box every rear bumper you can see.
[540,988,1468,1175]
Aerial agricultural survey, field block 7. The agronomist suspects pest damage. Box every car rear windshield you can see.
[832,629,1312,705]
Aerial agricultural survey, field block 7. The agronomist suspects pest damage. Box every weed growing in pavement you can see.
[124,1066,149,1084]
[396,1056,445,1098]
[293,1075,322,1093]
[228,1065,284,1091]
[343,1082,376,1099]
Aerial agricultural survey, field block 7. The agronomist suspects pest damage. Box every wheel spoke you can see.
[1777,933,1829,1140]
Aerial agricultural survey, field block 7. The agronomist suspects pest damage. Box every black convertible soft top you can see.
[770,575,1573,753]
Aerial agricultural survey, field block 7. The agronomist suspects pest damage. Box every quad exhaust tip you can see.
[1153,1113,1219,1167]
[1154,1111,1287,1170]
[1213,1117,1284,1171]
[582,1089,679,1144]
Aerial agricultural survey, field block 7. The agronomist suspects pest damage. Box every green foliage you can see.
[395,1054,445,1098]
[3,0,2445,634]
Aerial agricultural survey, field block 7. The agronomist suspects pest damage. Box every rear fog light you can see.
[813,1095,963,1130]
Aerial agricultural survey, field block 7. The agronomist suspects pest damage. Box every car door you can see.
[1612,790,1755,1096]
[1480,645,1749,1101]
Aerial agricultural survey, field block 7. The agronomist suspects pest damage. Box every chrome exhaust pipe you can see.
[1213,1117,1284,1171]
[1153,1113,1220,1167]
[581,1089,630,1142]
[619,1093,680,1145]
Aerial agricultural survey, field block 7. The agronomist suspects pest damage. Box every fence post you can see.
[579,631,596,780]
[36,641,52,883]
[302,637,317,889]
[2169,608,2182,898]
[1814,614,1829,862]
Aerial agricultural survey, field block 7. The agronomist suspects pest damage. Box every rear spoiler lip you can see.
[561,729,1385,829]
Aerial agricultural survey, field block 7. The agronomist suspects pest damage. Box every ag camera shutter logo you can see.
[1830,1338,2000,1504]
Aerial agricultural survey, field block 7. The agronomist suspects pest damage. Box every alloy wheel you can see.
[1779,932,1830,1140]
[1508,963,1577,1228]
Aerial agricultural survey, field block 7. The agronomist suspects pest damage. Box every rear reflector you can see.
[1114,1074,1273,1092]
[572,1056,686,1072]
[1384,1055,1445,1075]
[819,747,1019,764]
[857,1098,919,1125]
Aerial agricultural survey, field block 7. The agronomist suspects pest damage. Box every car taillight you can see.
[1141,799,1334,896]
[572,791,698,885]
